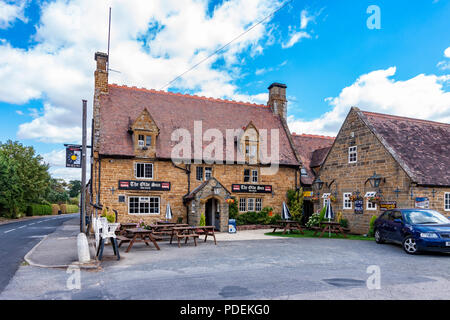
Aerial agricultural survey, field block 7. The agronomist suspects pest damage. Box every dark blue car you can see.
[374,209,450,254]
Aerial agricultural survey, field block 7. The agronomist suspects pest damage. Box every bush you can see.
[340,218,349,229]
[199,213,206,226]
[228,197,238,219]
[306,212,321,228]
[51,204,60,215]
[69,197,79,206]
[65,204,79,214]
[27,204,52,216]
[319,206,327,222]
[235,207,277,226]
[100,207,115,223]
[368,215,378,236]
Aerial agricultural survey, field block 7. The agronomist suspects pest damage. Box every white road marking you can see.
[4,229,16,233]
[18,225,26,229]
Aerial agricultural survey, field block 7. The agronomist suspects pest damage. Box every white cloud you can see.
[282,8,322,49]
[0,0,27,29]
[281,31,310,49]
[288,67,450,136]
[437,47,450,70]
[445,47,450,58]
[42,148,88,182]
[0,0,283,144]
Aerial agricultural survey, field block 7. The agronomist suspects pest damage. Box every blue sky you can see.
[0,0,449,180]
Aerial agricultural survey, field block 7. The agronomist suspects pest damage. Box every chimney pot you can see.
[267,82,287,122]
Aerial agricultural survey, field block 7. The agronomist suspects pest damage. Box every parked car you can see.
[373,209,450,254]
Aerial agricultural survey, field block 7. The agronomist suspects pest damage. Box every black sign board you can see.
[118,180,171,191]
[354,199,364,214]
[66,146,82,168]
[231,184,272,193]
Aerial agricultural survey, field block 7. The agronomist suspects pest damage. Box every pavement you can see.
[1,217,449,300]
[0,213,79,294]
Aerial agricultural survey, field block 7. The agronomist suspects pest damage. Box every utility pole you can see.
[80,99,87,233]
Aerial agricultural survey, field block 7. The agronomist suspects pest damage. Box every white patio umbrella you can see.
[165,203,173,221]
[325,200,334,238]
[281,202,292,220]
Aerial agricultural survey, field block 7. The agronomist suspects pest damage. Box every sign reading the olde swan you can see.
[118,180,171,191]
[380,201,397,211]
[231,184,272,193]
[65,146,82,168]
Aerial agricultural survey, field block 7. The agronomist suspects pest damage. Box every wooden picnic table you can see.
[314,221,348,238]
[169,226,217,247]
[120,228,162,252]
[118,223,138,236]
[149,223,189,238]
[272,220,304,235]
[156,221,177,225]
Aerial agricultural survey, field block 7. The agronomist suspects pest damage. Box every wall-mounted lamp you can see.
[313,177,324,190]
[366,172,385,189]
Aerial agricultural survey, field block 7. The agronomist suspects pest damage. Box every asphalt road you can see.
[0,213,79,294]
[1,223,449,300]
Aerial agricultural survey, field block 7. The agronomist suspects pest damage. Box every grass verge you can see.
[265,229,375,241]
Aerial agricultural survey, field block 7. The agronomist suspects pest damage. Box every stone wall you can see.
[90,157,298,230]
[315,108,450,234]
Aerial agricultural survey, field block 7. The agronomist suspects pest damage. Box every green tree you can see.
[287,188,304,221]
[46,178,70,204]
[68,180,81,198]
[0,140,51,217]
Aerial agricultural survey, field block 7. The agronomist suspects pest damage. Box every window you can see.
[239,198,246,212]
[146,135,152,147]
[367,198,377,210]
[138,134,145,147]
[249,145,257,158]
[129,196,160,215]
[343,193,352,210]
[255,198,262,212]
[244,169,250,182]
[300,168,308,176]
[205,167,212,180]
[247,198,255,211]
[135,163,153,179]
[349,146,357,163]
[252,170,258,183]
[196,167,203,181]
[445,193,450,211]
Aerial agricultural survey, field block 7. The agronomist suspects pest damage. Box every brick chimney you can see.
[267,83,287,122]
[93,52,109,152]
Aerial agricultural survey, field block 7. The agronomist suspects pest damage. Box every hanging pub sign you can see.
[66,145,82,168]
[415,197,429,209]
[354,199,364,214]
[231,184,272,193]
[118,180,171,191]
[380,201,397,211]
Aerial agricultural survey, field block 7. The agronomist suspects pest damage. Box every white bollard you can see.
[77,233,90,263]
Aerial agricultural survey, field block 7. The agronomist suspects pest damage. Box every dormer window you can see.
[138,135,145,147]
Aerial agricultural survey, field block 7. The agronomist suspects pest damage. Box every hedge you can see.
[60,204,79,214]
[26,204,53,216]
[51,204,60,215]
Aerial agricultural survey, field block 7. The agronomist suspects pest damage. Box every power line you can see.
[159,0,294,91]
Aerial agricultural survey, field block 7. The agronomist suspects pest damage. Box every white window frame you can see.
[343,193,352,210]
[251,170,258,183]
[138,134,145,148]
[204,167,212,180]
[196,166,203,181]
[134,162,153,179]
[255,198,262,212]
[128,196,160,215]
[445,192,450,212]
[348,146,357,163]
[247,198,255,211]
[239,198,246,212]
[366,193,377,211]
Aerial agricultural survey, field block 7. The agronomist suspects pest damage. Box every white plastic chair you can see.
[96,220,120,261]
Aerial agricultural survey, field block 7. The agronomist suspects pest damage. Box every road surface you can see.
[0,213,78,294]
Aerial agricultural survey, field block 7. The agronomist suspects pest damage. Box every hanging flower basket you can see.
[368,196,381,203]
[311,196,319,202]
[350,195,362,202]
[329,195,337,202]
[226,198,235,204]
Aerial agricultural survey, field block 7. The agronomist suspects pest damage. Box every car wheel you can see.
[403,236,419,254]
[374,229,384,244]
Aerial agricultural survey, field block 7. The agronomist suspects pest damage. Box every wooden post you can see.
[81,99,87,233]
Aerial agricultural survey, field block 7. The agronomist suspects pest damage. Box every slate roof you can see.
[358,110,450,187]
[98,84,299,165]
[291,134,335,185]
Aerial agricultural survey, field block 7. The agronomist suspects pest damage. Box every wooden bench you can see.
[174,233,199,248]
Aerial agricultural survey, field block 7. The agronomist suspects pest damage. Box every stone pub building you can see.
[314,107,450,234]
[89,52,301,231]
